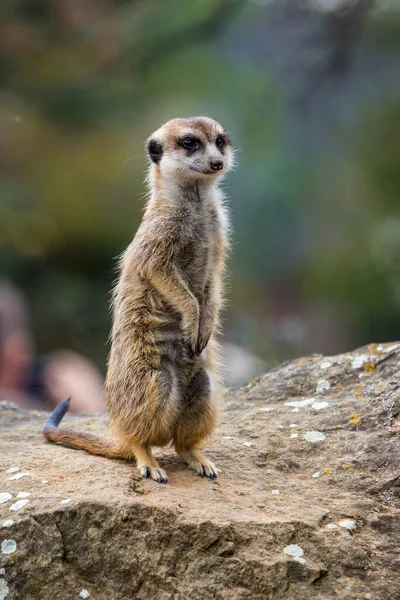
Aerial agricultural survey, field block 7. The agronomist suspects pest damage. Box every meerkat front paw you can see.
[140,465,169,484]
[181,307,200,356]
[195,332,211,356]
[185,332,199,359]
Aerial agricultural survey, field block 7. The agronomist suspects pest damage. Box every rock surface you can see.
[1,342,400,600]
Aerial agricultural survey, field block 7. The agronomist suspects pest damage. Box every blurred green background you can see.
[1,0,400,385]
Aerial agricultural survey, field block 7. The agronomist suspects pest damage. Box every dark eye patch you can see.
[178,136,202,151]
[215,135,225,149]
[147,138,163,164]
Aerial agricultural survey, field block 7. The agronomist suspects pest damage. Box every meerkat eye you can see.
[215,135,225,149]
[180,137,200,151]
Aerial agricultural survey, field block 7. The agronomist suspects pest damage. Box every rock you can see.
[0,341,399,600]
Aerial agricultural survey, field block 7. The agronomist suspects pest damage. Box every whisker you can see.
[122,155,143,167]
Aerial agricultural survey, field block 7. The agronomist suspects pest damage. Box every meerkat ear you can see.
[147,138,164,164]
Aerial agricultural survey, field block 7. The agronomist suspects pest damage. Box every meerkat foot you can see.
[190,457,218,479]
[176,447,219,480]
[133,444,168,483]
[140,465,168,484]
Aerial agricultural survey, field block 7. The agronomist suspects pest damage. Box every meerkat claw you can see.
[141,466,150,479]
[195,336,210,356]
[203,460,219,479]
[152,468,169,484]
[191,460,218,479]
[203,466,218,479]
[139,463,168,483]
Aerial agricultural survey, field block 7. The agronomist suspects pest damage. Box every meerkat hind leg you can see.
[128,364,178,484]
[132,443,168,484]
[174,367,219,480]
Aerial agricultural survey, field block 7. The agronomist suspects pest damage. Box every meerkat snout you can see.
[209,159,223,171]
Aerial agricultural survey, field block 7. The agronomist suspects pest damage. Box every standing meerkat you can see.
[43,116,233,483]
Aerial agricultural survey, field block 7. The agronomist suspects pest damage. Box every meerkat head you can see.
[146,117,233,184]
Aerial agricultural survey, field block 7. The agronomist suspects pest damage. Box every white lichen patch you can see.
[0,570,4,576]
[271,489,280,495]
[312,472,321,478]
[79,590,90,599]
[316,379,330,393]
[10,499,30,512]
[320,361,332,369]
[290,433,298,439]
[41,480,48,484]
[5,468,19,475]
[311,401,329,410]
[1,540,17,555]
[351,354,368,369]
[16,492,30,499]
[8,472,29,481]
[0,494,12,505]
[291,408,300,412]
[285,398,315,409]
[259,407,274,412]
[0,577,10,600]
[338,519,356,531]
[1,521,13,528]
[223,436,235,440]
[243,442,253,448]
[290,423,298,428]
[303,430,326,443]
[326,523,338,529]
[60,499,72,505]
[283,544,306,564]
[385,343,400,353]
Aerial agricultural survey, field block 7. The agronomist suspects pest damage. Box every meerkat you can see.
[43,116,234,483]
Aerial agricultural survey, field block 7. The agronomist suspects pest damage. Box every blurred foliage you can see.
[1,0,400,375]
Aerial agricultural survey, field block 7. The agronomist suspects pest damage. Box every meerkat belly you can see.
[186,251,210,296]
[181,224,215,297]
[151,302,186,363]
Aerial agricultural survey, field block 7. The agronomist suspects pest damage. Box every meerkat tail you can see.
[42,398,126,459]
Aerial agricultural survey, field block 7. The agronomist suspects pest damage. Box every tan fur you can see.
[44,116,233,483]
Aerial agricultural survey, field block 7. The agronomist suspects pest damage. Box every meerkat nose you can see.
[209,159,223,171]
